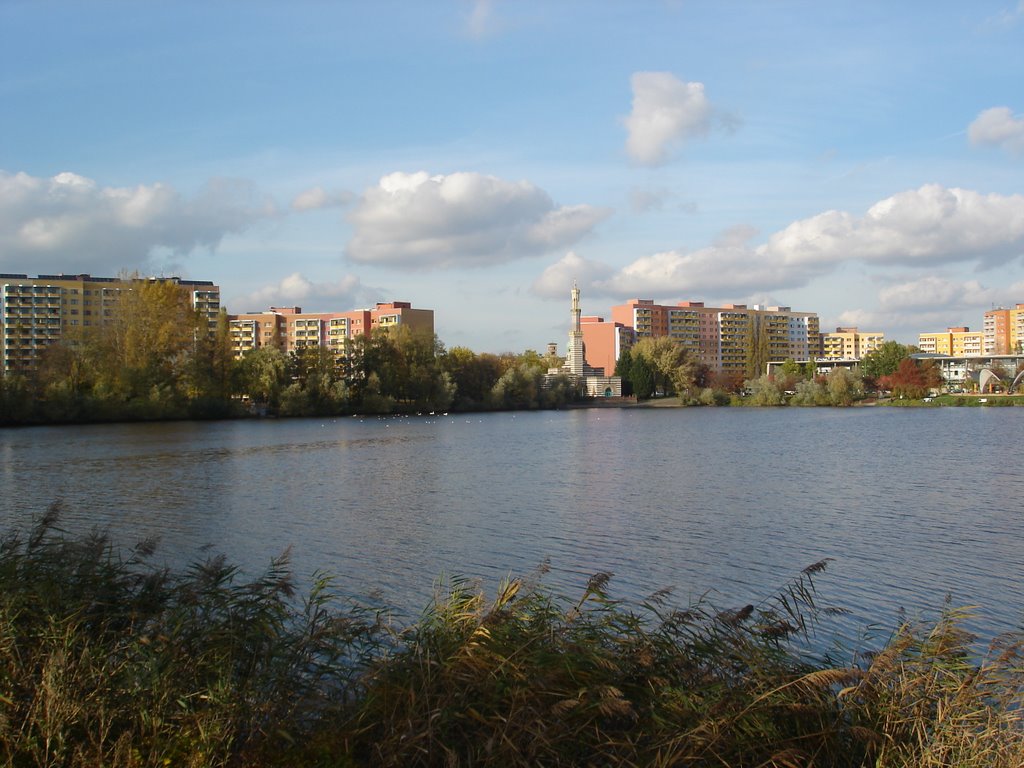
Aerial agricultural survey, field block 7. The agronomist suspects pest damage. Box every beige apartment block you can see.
[820,327,885,360]
[610,299,819,373]
[227,301,434,359]
[0,273,220,374]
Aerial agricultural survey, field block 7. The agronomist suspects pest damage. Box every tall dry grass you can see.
[1,507,1022,767]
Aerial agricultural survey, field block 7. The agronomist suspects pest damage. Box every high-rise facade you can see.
[820,327,885,360]
[918,326,986,356]
[610,299,819,374]
[983,305,1024,355]
[0,273,220,374]
[227,301,434,358]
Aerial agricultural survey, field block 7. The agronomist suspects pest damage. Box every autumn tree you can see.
[91,277,206,402]
[631,336,701,398]
[880,357,942,399]
[861,341,912,383]
[826,367,864,406]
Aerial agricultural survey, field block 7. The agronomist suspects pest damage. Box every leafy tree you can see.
[826,367,864,406]
[709,369,745,394]
[780,358,804,379]
[744,313,769,380]
[698,387,731,406]
[539,372,579,408]
[490,363,544,409]
[615,348,655,399]
[861,341,911,382]
[789,378,829,406]
[743,375,785,406]
[443,347,503,409]
[880,357,942,399]
[236,347,288,410]
[96,278,207,401]
[632,337,700,397]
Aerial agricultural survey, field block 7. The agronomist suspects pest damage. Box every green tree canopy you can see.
[861,341,912,381]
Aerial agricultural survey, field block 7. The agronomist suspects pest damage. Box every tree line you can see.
[0,283,980,426]
[0,281,583,425]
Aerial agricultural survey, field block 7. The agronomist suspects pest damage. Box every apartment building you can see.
[918,327,985,357]
[227,301,434,358]
[983,305,1024,355]
[820,327,885,360]
[610,299,819,373]
[0,273,220,374]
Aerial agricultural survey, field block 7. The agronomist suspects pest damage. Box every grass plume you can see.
[1,507,1022,767]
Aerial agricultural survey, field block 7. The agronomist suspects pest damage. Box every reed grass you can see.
[2,507,1022,767]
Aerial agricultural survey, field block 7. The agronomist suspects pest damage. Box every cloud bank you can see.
[624,72,715,166]
[346,171,610,268]
[0,170,275,275]
[534,184,1024,299]
[231,272,375,313]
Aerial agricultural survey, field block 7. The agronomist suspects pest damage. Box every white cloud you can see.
[624,72,714,166]
[531,251,615,299]
[768,185,1024,268]
[535,184,1024,301]
[230,272,375,314]
[0,170,275,275]
[290,185,353,212]
[877,276,1024,312]
[598,243,800,297]
[968,106,1024,156]
[346,171,610,268]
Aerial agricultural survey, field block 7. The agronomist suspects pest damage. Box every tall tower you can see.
[565,282,585,375]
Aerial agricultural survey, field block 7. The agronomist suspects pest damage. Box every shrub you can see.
[3,510,1023,767]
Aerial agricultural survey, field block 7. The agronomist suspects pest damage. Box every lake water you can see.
[2,406,1022,650]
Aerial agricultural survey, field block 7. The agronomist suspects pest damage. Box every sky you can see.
[1,1,1023,353]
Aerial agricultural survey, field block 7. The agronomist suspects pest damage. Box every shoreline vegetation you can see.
[3,307,1022,426]
[2,511,1023,767]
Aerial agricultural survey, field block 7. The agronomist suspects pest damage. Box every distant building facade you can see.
[983,305,1024,355]
[0,273,220,374]
[553,284,622,397]
[610,298,820,374]
[918,326,985,357]
[819,327,885,360]
[227,301,434,358]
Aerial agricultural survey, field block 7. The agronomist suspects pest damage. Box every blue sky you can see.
[2,1,1023,352]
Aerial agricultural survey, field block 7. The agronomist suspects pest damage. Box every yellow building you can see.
[820,327,885,360]
[917,327,984,357]
[1,273,220,374]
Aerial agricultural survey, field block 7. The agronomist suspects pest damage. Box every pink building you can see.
[228,301,434,358]
[580,316,633,377]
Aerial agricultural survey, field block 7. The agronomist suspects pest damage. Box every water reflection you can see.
[1,408,1022,643]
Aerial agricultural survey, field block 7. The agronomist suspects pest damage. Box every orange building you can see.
[983,306,1024,355]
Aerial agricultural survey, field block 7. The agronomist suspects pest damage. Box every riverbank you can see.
[3,514,1022,768]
